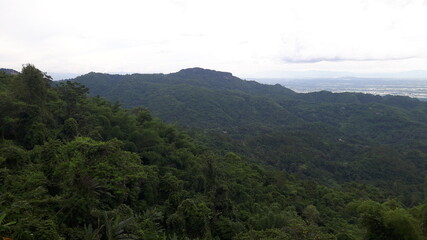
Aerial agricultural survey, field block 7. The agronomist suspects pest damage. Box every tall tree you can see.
[14,64,52,106]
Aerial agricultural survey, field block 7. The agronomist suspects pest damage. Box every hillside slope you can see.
[2,65,427,239]
[0,64,390,240]
[69,68,296,129]
[67,68,427,204]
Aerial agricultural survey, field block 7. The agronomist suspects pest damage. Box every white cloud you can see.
[1,0,427,77]
[279,0,427,64]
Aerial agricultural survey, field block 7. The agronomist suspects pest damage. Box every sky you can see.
[1,0,427,79]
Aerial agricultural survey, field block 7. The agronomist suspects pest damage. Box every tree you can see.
[104,212,137,240]
[353,200,423,240]
[57,81,89,118]
[0,212,16,237]
[131,107,152,125]
[14,64,51,105]
[82,224,103,240]
[62,118,79,141]
[303,205,320,224]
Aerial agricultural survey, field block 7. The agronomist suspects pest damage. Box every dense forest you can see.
[70,68,427,204]
[1,65,427,240]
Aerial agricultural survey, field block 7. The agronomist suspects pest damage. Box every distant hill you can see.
[69,68,297,129]
[7,65,425,240]
[68,67,424,130]
[66,68,427,203]
[0,68,19,75]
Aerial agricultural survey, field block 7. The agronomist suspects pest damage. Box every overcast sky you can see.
[1,0,427,78]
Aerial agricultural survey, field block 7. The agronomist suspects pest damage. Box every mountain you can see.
[2,65,427,240]
[0,68,19,75]
[2,65,345,239]
[69,68,297,129]
[66,68,427,205]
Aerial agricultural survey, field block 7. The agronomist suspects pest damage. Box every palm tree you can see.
[103,212,137,240]
[82,224,103,240]
[0,212,16,238]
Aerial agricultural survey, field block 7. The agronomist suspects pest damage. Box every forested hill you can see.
[68,67,425,130]
[0,68,19,75]
[68,68,297,129]
[68,68,427,205]
[72,67,295,100]
[2,65,427,239]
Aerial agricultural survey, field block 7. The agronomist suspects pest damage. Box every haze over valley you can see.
[257,77,427,101]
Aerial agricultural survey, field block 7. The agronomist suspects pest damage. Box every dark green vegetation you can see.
[1,65,427,240]
[70,68,427,204]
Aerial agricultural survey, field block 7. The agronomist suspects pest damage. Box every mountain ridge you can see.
[2,65,427,239]
[65,67,427,200]
[66,68,297,129]
[0,68,19,75]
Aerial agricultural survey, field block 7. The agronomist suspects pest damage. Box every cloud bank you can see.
[278,0,426,64]
[1,0,427,76]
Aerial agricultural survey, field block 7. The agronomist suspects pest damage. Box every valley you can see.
[256,78,427,101]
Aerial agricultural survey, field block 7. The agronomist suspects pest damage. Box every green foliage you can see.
[82,224,102,240]
[68,68,427,205]
[1,65,427,240]
[0,143,28,168]
[103,211,137,240]
[62,118,79,140]
[56,81,89,119]
[302,205,320,224]
[350,200,423,240]
[13,64,52,105]
[0,212,16,237]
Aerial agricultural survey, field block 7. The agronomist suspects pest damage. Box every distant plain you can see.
[255,78,427,101]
